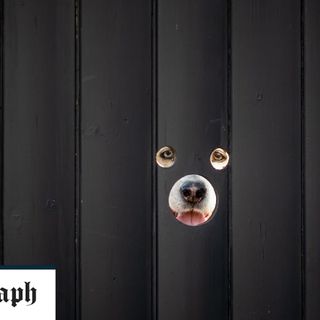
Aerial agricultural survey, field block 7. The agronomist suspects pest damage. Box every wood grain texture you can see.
[3,1,75,319]
[81,0,152,319]
[157,1,229,319]
[232,1,302,319]
[0,1,313,319]
[305,0,320,319]
[0,0,3,263]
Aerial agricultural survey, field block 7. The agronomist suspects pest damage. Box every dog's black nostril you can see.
[180,181,207,204]
[196,187,206,199]
[182,189,191,198]
[180,184,192,202]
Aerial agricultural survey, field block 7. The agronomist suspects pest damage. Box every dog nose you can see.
[180,181,207,204]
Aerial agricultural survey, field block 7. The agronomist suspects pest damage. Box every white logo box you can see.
[0,267,55,320]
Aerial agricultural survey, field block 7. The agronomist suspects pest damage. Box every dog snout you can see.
[180,181,207,204]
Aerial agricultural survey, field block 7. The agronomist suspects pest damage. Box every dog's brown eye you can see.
[156,146,176,168]
[210,148,230,170]
[163,149,173,159]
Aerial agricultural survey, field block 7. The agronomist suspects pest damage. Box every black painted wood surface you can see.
[232,1,302,319]
[81,0,152,319]
[305,1,320,319]
[3,1,75,319]
[157,1,229,319]
[0,1,319,320]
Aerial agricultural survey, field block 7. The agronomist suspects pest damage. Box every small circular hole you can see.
[169,174,217,226]
[210,148,230,170]
[156,146,176,168]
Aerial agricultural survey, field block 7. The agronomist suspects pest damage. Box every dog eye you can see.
[210,148,230,170]
[156,146,176,168]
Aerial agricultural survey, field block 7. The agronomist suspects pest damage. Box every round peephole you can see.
[210,148,230,170]
[156,146,176,168]
[168,174,217,226]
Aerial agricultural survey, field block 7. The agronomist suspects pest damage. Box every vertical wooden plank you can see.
[305,0,320,319]
[232,1,302,319]
[157,1,229,319]
[0,0,3,264]
[3,1,75,319]
[81,1,152,319]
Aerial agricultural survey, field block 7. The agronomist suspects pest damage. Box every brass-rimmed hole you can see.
[156,146,176,168]
[210,148,229,170]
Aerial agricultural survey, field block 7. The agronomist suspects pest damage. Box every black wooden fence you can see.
[0,0,319,320]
